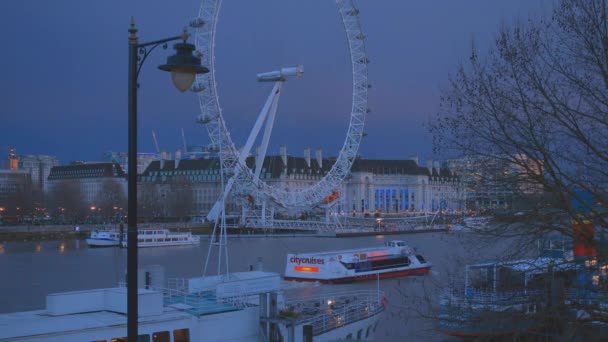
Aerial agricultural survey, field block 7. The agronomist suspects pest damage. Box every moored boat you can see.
[436,235,577,338]
[120,228,200,248]
[86,228,122,247]
[0,268,386,341]
[284,240,431,283]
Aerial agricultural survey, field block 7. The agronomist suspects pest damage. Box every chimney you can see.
[175,149,182,169]
[426,159,433,174]
[280,145,287,166]
[316,148,323,169]
[304,147,311,168]
[160,150,167,169]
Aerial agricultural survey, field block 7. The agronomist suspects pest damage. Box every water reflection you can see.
[36,244,42,253]
[59,243,65,253]
[75,240,80,250]
[0,244,4,254]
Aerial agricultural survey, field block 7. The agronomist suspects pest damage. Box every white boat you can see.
[284,240,432,283]
[86,228,122,247]
[0,268,386,341]
[462,216,490,229]
[121,228,200,248]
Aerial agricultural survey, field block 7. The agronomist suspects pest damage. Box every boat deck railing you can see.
[566,288,608,310]
[118,281,252,316]
[440,288,545,314]
[282,290,386,336]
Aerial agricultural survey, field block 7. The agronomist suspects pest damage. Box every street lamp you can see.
[126,17,208,341]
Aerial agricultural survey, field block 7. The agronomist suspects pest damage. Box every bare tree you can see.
[98,178,126,222]
[138,182,162,222]
[432,0,608,232]
[49,180,86,222]
[166,176,194,221]
[427,0,608,338]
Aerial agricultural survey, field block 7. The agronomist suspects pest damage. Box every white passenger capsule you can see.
[189,17,205,28]
[191,82,206,93]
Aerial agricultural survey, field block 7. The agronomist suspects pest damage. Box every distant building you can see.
[447,154,543,209]
[347,158,462,213]
[139,146,464,218]
[47,163,127,209]
[16,154,59,194]
[104,151,157,175]
[0,169,32,210]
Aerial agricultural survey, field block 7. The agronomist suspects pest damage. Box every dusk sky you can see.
[1,0,549,164]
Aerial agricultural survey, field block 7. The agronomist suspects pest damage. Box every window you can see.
[415,255,427,264]
[173,329,190,342]
[346,333,352,339]
[357,329,362,339]
[152,331,170,342]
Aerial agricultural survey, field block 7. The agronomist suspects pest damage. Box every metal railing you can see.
[566,289,608,310]
[282,290,385,336]
[443,288,544,305]
[118,281,253,315]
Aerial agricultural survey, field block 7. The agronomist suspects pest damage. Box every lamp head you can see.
[159,42,209,92]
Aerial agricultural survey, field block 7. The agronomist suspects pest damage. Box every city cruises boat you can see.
[86,228,122,247]
[120,228,200,248]
[284,240,432,283]
[0,267,386,342]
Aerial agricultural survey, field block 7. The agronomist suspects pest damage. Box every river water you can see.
[0,232,509,341]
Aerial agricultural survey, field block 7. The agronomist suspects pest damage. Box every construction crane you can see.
[181,128,188,153]
[0,147,18,170]
[151,131,160,155]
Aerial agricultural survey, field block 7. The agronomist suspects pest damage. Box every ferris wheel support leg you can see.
[255,82,282,179]
[207,177,234,222]
[207,82,281,223]
[261,200,267,225]
[239,81,282,167]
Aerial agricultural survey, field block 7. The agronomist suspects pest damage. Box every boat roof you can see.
[0,286,244,340]
[291,243,414,258]
[0,306,191,340]
[467,257,577,274]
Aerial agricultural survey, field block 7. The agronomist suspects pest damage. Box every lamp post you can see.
[126,17,208,340]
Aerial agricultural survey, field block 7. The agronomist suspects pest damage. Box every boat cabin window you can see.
[173,328,190,342]
[385,241,405,247]
[415,255,426,263]
[110,335,148,342]
[152,331,170,342]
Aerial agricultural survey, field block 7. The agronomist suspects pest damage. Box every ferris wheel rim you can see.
[193,0,368,209]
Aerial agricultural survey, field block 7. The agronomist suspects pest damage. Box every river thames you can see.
[0,231,511,341]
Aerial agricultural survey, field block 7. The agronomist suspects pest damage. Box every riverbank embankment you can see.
[0,223,447,242]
